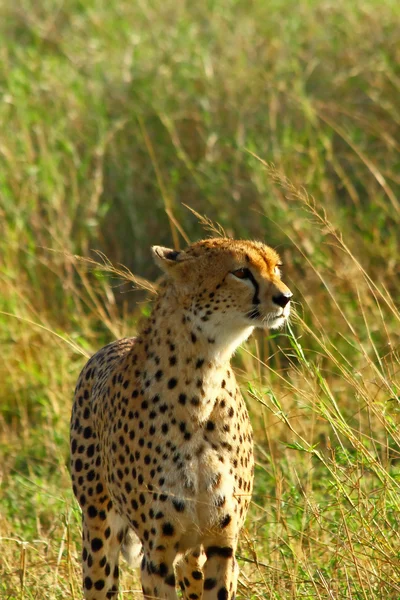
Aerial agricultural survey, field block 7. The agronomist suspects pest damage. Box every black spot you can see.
[217,587,229,600]
[155,370,163,380]
[220,514,232,528]
[94,580,105,590]
[195,358,204,369]
[75,459,83,472]
[106,585,118,598]
[83,426,92,439]
[84,576,93,590]
[162,522,175,536]
[172,499,185,512]
[87,505,97,518]
[91,538,103,552]
[191,332,197,343]
[87,444,95,458]
[192,570,203,580]
[206,420,215,431]
[178,393,187,405]
[205,546,233,559]
[168,378,177,389]
[162,424,169,434]
[165,574,176,587]
[204,578,217,590]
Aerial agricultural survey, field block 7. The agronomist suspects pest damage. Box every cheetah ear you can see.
[151,246,192,274]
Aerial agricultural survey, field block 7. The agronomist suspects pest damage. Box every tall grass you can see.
[1,0,399,597]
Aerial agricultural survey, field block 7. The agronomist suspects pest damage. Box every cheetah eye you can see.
[232,268,251,279]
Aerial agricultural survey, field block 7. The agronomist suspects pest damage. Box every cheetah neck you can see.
[140,286,254,368]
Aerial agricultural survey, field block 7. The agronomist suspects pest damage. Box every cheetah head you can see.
[152,238,292,337]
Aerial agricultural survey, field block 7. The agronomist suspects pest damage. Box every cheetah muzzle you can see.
[70,238,292,599]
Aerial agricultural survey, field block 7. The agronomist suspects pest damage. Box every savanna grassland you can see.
[1,0,400,598]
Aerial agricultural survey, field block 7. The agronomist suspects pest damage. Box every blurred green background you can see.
[1,0,399,598]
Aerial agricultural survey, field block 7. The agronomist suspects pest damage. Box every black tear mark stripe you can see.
[246,271,260,305]
[246,307,260,320]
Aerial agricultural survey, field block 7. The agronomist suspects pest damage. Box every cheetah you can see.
[70,238,292,599]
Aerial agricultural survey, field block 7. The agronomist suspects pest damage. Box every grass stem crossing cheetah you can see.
[70,238,292,599]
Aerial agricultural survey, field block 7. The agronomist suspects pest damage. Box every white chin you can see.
[251,316,286,330]
[268,316,287,330]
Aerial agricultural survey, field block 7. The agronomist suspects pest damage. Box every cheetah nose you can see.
[272,292,292,308]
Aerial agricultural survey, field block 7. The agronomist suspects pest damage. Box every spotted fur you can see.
[70,238,292,599]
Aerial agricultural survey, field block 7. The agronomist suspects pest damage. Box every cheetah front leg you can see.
[140,545,179,600]
[175,546,206,600]
[202,540,238,600]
